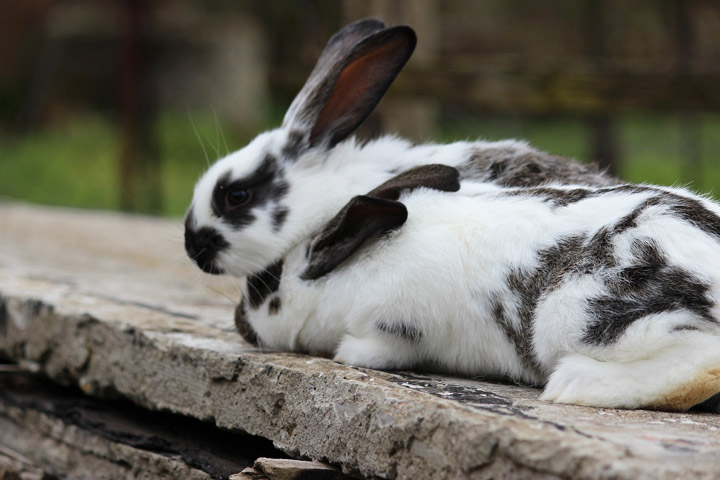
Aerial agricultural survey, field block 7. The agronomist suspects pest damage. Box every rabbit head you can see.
[184,18,620,279]
[184,19,417,277]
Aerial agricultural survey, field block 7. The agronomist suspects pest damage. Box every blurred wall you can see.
[4,0,267,131]
[6,1,720,133]
[3,1,720,213]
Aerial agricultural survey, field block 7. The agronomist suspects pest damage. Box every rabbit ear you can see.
[283,20,417,149]
[301,164,460,280]
[367,164,461,200]
[301,196,408,280]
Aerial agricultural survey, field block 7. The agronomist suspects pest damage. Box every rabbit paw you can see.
[540,354,650,408]
[334,335,417,370]
[540,351,720,410]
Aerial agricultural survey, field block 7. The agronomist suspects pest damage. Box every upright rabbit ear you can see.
[283,19,417,149]
[301,196,408,280]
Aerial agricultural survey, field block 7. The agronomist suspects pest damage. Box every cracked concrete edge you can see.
[1,291,714,480]
[244,458,347,480]
[0,448,45,480]
[0,397,214,480]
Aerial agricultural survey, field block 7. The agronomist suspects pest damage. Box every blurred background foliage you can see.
[2,0,720,216]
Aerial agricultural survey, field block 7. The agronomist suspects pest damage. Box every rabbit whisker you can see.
[212,106,230,157]
[226,252,283,285]
[188,111,211,169]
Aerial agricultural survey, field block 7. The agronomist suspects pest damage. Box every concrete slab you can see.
[1,202,719,479]
[0,369,287,480]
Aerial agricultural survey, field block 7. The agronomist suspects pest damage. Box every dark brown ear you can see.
[301,196,408,280]
[283,22,416,149]
[368,164,461,200]
[288,19,387,114]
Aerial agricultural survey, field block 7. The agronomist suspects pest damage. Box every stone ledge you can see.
[0,369,301,480]
[232,458,346,480]
[1,202,720,479]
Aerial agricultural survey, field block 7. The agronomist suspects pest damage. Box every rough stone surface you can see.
[232,469,267,480]
[246,458,346,480]
[0,382,215,480]
[0,369,285,480]
[0,445,44,480]
[2,202,720,479]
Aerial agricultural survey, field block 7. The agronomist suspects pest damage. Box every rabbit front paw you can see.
[334,334,418,370]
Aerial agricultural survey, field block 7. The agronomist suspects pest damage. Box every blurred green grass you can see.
[0,113,261,216]
[438,112,720,196]
[1,111,719,217]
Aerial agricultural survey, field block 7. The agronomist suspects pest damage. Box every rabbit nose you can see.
[184,224,229,275]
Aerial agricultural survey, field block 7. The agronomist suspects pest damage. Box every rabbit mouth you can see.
[194,258,224,275]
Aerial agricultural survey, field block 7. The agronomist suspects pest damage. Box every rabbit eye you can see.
[226,188,252,209]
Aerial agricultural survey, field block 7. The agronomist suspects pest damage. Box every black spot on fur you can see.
[271,206,289,232]
[613,189,720,244]
[376,321,423,342]
[583,239,715,345]
[670,196,720,243]
[185,209,196,227]
[281,129,306,159]
[485,158,508,181]
[211,155,289,230]
[611,196,664,233]
[515,188,594,207]
[589,187,720,243]
[516,186,720,248]
[581,227,617,271]
[459,147,619,187]
[607,239,666,290]
[504,184,659,209]
[672,325,700,332]
[501,188,720,350]
[247,260,283,310]
[506,236,587,376]
[270,179,289,202]
[491,297,542,379]
[234,299,259,346]
[210,172,232,218]
[268,297,282,315]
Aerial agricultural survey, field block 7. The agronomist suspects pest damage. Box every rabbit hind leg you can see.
[540,329,720,411]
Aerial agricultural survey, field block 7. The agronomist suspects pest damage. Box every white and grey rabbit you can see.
[233,164,720,411]
[184,19,616,279]
[182,19,689,409]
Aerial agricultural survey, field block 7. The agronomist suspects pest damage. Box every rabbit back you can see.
[298,182,720,405]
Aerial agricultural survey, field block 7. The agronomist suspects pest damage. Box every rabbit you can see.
[233,164,720,411]
[184,18,617,281]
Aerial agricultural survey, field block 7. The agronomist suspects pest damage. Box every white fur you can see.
[185,20,720,410]
[189,132,534,277]
[186,20,599,280]
[243,183,720,409]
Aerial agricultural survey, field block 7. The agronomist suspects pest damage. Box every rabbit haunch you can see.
[238,167,720,411]
[184,18,615,279]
